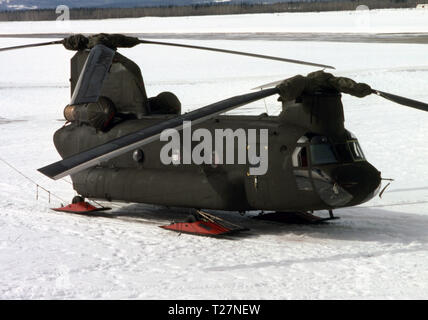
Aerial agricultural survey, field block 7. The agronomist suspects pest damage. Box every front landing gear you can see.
[254,210,340,224]
[52,196,110,215]
[160,210,248,236]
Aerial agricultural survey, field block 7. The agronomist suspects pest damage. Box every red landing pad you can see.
[52,201,110,214]
[160,220,234,236]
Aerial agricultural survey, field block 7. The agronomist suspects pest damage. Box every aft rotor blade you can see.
[70,44,115,105]
[38,87,279,180]
[251,78,285,90]
[0,40,63,52]
[138,39,335,70]
[373,90,428,112]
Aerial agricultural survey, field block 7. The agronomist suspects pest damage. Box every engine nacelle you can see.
[64,96,116,130]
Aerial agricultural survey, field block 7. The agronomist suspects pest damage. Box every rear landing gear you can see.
[72,195,85,204]
[52,195,110,215]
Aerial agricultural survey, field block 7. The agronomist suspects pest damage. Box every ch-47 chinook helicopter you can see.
[2,33,428,236]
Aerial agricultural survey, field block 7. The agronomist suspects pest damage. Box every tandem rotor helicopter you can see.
[1,33,427,236]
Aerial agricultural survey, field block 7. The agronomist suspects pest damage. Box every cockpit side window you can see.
[343,130,366,161]
[349,140,365,160]
[299,147,308,167]
[292,146,308,168]
[335,140,365,162]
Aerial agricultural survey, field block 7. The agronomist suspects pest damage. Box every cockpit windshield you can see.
[293,132,366,167]
[335,143,354,162]
[309,136,338,165]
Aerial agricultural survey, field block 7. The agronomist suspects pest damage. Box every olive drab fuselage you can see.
[53,50,381,212]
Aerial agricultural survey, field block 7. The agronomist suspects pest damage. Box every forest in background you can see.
[0,0,421,21]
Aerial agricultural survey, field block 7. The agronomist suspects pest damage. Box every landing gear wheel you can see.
[72,195,85,204]
[185,215,197,223]
[185,212,201,223]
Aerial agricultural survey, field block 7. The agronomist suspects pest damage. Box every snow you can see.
[2,8,428,35]
[0,9,428,299]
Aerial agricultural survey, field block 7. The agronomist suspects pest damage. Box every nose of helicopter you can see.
[332,162,382,206]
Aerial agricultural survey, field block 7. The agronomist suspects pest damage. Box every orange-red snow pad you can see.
[52,201,110,214]
[160,220,234,236]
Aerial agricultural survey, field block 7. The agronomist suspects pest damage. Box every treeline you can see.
[0,0,421,21]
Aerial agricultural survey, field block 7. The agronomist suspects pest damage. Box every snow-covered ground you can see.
[2,8,428,35]
[0,10,428,299]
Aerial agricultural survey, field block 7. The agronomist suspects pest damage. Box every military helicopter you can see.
[2,33,427,236]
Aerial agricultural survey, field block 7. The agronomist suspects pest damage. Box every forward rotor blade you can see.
[138,39,335,70]
[252,80,428,113]
[38,87,279,180]
[373,90,428,112]
[0,40,63,52]
[0,35,334,69]
[70,44,115,105]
